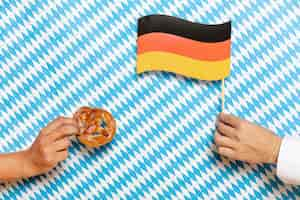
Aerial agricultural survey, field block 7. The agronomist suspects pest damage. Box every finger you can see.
[48,124,79,142]
[55,150,69,162]
[42,117,77,135]
[218,147,237,159]
[214,133,237,148]
[218,112,241,128]
[53,138,71,152]
[216,120,236,138]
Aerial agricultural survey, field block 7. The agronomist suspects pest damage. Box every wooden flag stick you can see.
[213,78,226,154]
[221,78,225,112]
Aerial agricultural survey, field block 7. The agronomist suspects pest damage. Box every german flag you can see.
[137,15,231,80]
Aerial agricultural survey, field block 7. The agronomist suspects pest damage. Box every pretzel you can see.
[73,107,116,148]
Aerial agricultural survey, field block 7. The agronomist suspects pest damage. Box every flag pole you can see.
[221,78,225,112]
[213,78,226,154]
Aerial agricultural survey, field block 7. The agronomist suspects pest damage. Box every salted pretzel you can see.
[73,107,116,148]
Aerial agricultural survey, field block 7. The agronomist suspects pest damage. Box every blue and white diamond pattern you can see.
[0,0,299,199]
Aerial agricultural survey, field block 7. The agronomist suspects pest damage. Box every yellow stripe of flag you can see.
[137,52,230,80]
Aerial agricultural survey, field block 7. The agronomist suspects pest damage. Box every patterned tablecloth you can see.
[0,0,299,199]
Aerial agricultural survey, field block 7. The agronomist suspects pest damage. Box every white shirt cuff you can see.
[276,136,300,185]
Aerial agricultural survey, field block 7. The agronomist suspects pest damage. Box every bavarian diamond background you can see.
[0,0,299,199]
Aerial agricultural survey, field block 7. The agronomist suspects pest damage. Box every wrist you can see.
[21,149,40,178]
[269,135,282,164]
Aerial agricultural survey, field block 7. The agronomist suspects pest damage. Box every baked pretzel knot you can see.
[73,107,116,148]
